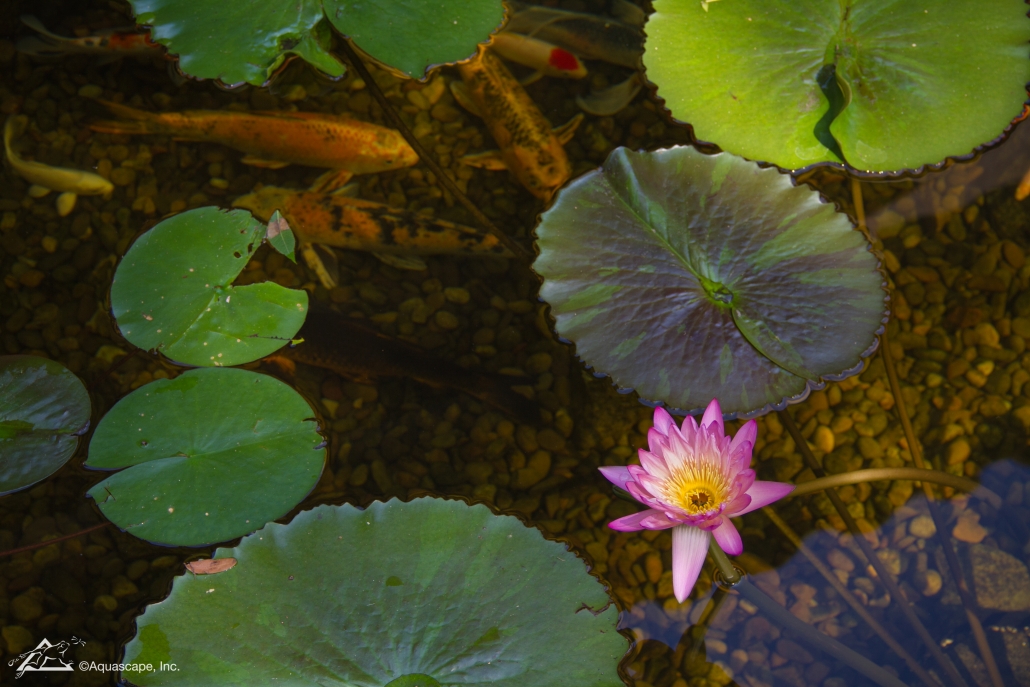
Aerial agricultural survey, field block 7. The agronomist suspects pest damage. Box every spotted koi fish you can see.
[456,47,582,201]
[232,185,513,258]
[16,15,163,60]
[89,101,417,189]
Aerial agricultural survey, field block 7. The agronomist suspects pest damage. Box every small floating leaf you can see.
[644,0,1030,171]
[86,368,324,547]
[534,146,887,417]
[123,499,625,685]
[265,210,296,263]
[0,356,90,495]
[111,207,308,368]
[185,558,237,575]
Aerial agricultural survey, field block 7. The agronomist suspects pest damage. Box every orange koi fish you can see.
[90,101,417,189]
[491,32,587,82]
[16,15,163,60]
[232,185,513,258]
[455,47,582,201]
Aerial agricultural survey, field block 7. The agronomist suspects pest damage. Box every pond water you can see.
[1,0,1029,686]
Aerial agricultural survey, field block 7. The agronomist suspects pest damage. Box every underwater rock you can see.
[1002,631,1030,687]
[968,543,1030,611]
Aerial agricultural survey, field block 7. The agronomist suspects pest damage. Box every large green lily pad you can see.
[129,0,345,86]
[644,0,1030,171]
[111,207,307,368]
[86,368,324,547]
[534,146,887,417]
[123,498,625,685]
[129,0,504,85]
[0,356,90,495]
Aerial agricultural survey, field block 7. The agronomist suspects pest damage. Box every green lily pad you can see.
[0,356,90,495]
[325,0,505,78]
[86,368,324,547]
[111,207,308,368]
[128,0,504,85]
[534,146,887,417]
[644,0,1030,171]
[129,0,345,86]
[122,498,625,685]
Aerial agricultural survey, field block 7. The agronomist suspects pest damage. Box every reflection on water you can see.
[2,0,1030,685]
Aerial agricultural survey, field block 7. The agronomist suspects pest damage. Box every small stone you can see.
[813,425,834,453]
[952,510,987,544]
[434,310,459,330]
[151,555,179,568]
[856,436,883,460]
[645,552,663,584]
[914,569,943,596]
[111,576,139,598]
[93,594,119,612]
[443,286,470,304]
[349,463,369,487]
[78,84,103,98]
[2,625,34,654]
[775,638,813,664]
[430,103,461,123]
[826,549,854,572]
[525,352,553,375]
[945,438,971,466]
[908,514,936,538]
[969,543,1030,610]
[110,166,136,186]
[514,450,551,488]
[972,322,1001,348]
[11,591,43,623]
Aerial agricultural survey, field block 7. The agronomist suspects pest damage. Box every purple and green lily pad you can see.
[121,498,626,685]
[534,146,888,417]
[86,368,324,547]
[0,356,90,495]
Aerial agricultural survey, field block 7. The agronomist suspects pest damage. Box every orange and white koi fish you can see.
[4,116,113,217]
[506,2,644,69]
[16,15,163,60]
[455,47,582,201]
[233,185,513,258]
[89,101,418,190]
[491,32,587,82]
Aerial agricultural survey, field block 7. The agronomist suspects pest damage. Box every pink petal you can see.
[680,413,699,437]
[638,447,670,479]
[627,480,660,507]
[653,406,676,436]
[729,419,757,457]
[732,481,796,516]
[730,469,756,499]
[639,510,680,530]
[711,516,743,555]
[724,493,751,514]
[609,509,670,532]
[700,398,724,436]
[672,525,710,602]
[598,466,632,491]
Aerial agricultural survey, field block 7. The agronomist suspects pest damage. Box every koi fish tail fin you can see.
[89,100,169,135]
[470,373,542,425]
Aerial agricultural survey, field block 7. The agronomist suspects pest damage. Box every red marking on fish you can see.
[549,48,580,72]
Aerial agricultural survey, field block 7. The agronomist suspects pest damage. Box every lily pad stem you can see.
[334,39,530,261]
[762,506,942,687]
[706,535,741,585]
[787,467,1001,508]
[850,177,867,231]
[880,327,1005,687]
[0,521,111,559]
[778,408,969,687]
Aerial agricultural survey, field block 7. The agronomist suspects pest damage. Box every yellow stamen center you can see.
[661,461,727,516]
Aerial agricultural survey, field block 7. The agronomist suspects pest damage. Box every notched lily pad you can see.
[123,498,625,685]
[0,356,90,495]
[128,0,345,86]
[111,207,308,368]
[86,368,324,547]
[534,146,888,417]
[644,0,1030,171]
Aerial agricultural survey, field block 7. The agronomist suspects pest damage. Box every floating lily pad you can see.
[0,356,90,495]
[644,0,1030,171]
[86,368,324,547]
[534,146,887,417]
[129,0,504,85]
[128,0,344,86]
[111,207,308,368]
[123,498,625,685]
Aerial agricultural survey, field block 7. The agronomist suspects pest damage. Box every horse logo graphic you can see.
[7,637,85,679]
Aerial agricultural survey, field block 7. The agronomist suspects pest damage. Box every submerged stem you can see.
[334,39,530,262]
[0,522,111,559]
[706,536,741,585]
[779,409,969,687]
[880,328,1006,687]
[762,506,943,687]
[787,467,1001,508]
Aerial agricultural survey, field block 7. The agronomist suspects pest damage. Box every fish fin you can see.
[262,354,297,378]
[14,36,73,58]
[89,100,166,135]
[553,112,585,145]
[308,169,354,193]
[240,155,291,170]
[460,150,508,171]
[519,70,545,86]
[575,74,641,116]
[19,15,69,42]
[449,80,482,118]
[311,243,339,283]
[372,252,428,272]
[56,192,77,216]
[1017,166,1030,201]
[330,181,361,198]
[610,0,647,27]
[298,241,336,289]
[27,185,51,198]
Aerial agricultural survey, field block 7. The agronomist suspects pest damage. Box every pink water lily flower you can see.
[600,399,794,602]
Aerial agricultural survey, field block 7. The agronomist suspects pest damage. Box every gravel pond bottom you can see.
[3,1,1030,686]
